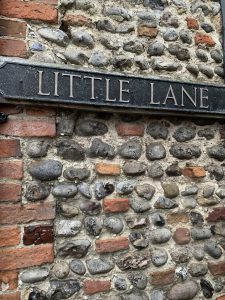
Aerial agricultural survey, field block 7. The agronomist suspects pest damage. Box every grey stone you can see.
[117,253,150,271]
[144,0,167,10]
[151,249,168,266]
[89,52,109,67]
[21,268,49,283]
[117,181,135,195]
[182,197,197,209]
[166,162,181,176]
[70,260,86,275]
[76,0,94,10]
[28,288,47,300]
[120,291,149,300]
[31,52,55,64]
[147,121,169,140]
[167,281,198,300]
[204,240,222,259]
[196,49,208,62]
[114,275,127,291]
[154,196,178,209]
[186,64,199,76]
[176,266,188,281]
[173,126,196,142]
[201,22,214,33]
[87,138,115,159]
[101,36,120,50]
[161,11,178,27]
[151,213,165,226]
[55,220,81,236]
[30,42,45,52]
[150,228,171,244]
[78,182,92,199]
[208,145,225,161]
[64,47,88,65]
[148,41,165,56]
[104,217,124,234]
[71,30,94,48]
[170,144,201,159]
[216,186,225,198]
[135,57,149,70]
[189,263,208,277]
[76,119,108,136]
[123,41,144,54]
[57,139,85,161]
[126,216,148,229]
[162,183,179,198]
[97,20,116,33]
[191,228,212,240]
[135,184,155,200]
[190,211,204,226]
[59,202,79,218]
[104,6,131,21]
[211,223,225,237]
[28,160,62,181]
[57,110,76,136]
[207,164,224,181]
[27,140,49,158]
[148,162,164,178]
[171,247,191,263]
[119,141,142,159]
[211,49,223,63]
[137,11,156,24]
[38,28,69,46]
[59,0,75,6]
[198,128,215,140]
[199,65,214,78]
[123,161,146,176]
[197,196,219,206]
[180,29,192,44]
[128,273,147,289]
[146,143,166,160]
[57,239,91,258]
[193,246,205,261]
[79,201,101,215]
[130,198,151,213]
[112,56,133,69]
[52,184,77,198]
[116,23,135,34]
[25,181,50,201]
[191,1,210,15]
[63,167,90,182]
[203,185,215,198]
[151,290,165,300]
[129,232,149,249]
[181,185,198,196]
[94,181,114,199]
[50,279,81,299]
[163,29,178,41]
[84,217,102,236]
[200,279,214,299]
[52,261,70,279]
[86,258,114,274]
[211,2,221,16]
[168,43,190,61]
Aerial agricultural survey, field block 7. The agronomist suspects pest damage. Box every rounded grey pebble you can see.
[21,268,49,283]
[70,259,86,275]
[38,28,69,46]
[151,290,165,300]
[114,275,128,291]
[203,185,215,198]
[128,273,147,289]
[163,29,178,41]
[52,183,77,198]
[189,263,208,277]
[148,41,165,56]
[148,162,164,178]
[130,198,151,213]
[89,52,109,67]
[27,140,49,158]
[146,143,166,160]
[146,121,169,140]
[119,141,142,159]
[193,246,205,261]
[117,181,135,195]
[104,217,124,233]
[63,167,90,182]
[135,183,155,200]
[150,228,171,244]
[84,216,102,236]
[25,181,50,201]
[52,261,69,279]
[72,30,95,49]
[123,161,146,176]
[204,240,222,259]
[86,258,114,274]
[162,183,179,198]
[28,160,62,181]
[151,248,168,266]
[171,247,191,263]
[78,182,92,199]
[173,126,196,142]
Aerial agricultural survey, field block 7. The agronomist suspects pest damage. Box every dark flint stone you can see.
[170,144,201,159]
[28,288,47,300]
[84,217,102,236]
[70,259,86,275]
[206,165,224,181]
[87,138,115,159]
[135,184,155,200]
[86,258,114,274]
[104,217,124,234]
[95,182,115,199]
[207,145,225,161]
[50,279,81,299]
[80,201,101,215]
[146,143,166,160]
[146,121,169,140]
[144,0,167,10]
[57,111,76,136]
[63,167,90,182]
[117,181,135,195]
[151,213,165,226]
[173,126,196,142]
[130,198,151,213]
[129,232,149,249]
[126,216,148,229]
[123,161,146,176]
[148,162,164,178]
[57,239,91,258]
[25,181,50,201]
[114,275,127,291]
[154,196,178,209]
[76,119,108,136]
[28,160,62,181]
[200,279,214,298]
[52,183,77,198]
[23,225,54,245]
[119,141,142,159]
[190,211,204,226]
[117,253,150,271]
[78,182,92,199]
[204,240,222,259]
[198,128,215,140]
[128,273,147,290]
[57,139,85,161]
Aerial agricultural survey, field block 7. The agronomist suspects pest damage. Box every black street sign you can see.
[1,59,225,117]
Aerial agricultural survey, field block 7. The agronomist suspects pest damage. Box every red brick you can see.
[23,225,54,245]
[167,212,189,225]
[0,202,55,225]
[0,183,22,202]
[0,226,20,247]
[186,17,199,30]
[0,292,20,300]
[1,0,58,23]
[217,296,225,300]
[0,39,27,58]
[116,122,144,136]
[95,163,121,176]
[173,228,190,245]
[0,161,23,180]
[84,280,111,295]
[182,166,206,178]
[63,14,92,27]
[96,236,129,253]
[0,119,56,137]
[0,140,21,158]
[0,244,54,271]
[207,207,225,222]
[103,198,129,213]
[195,33,216,47]
[208,260,225,276]
[137,25,158,37]
[150,269,175,286]
[26,107,56,117]
[0,271,18,291]
[0,19,27,38]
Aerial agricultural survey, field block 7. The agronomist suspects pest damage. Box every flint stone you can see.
[171,247,191,263]
[28,288,47,300]
[181,185,198,196]
[52,261,69,279]
[26,181,50,201]
[129,232,149,249]
[104,6,131,21]
[135,184,155,200]
[84,217,102,236]
[57,140,85,161]
[151,249,168,266]
[150,228,171,244]
[207,145,225,161]
[173,127,196,142]
[151,290,165,300]
[197,196,219,206]
[147,121,169,140]
[189,263,208,277]
[207,165,224,181]
[116,23,135,34]
[86,258,114,274]
[200,279,214,299]
[204,240,222,259]
[128,273,147,289]
[21,268,49,283]
[123,162,146,176]
[123,41,144,54]
[28,160,62,181]
[59,203,79,218]
[176,266,188,281]
[182,197,197,209]
[76,0,94,10]
[89,52,109,67]
[198,128,215,140]
[170,144,201,159]
[71,30,94,48]
[216,186,225,199]
[154,196,178,209]
[64,48,88,65]
[78,182,92,199]
[135,57,149,70]
[211,49,223,63]
[95,181,114,199]
[144,0,167,10]
[104,217,124,233]
[87,138,115,159]
[70,260,86,275]
[114,275,127,291]
[126,216,148,229]
[120,291,149,300]
[211,223,225,237]
[203,185,215,198]
[63,167,90,182]
[151,213,165,226]
[148,41,165,56]
[76,119,108,136]
[79,201,101,215]
[167,281,198,300]
[117,181,135,195]
[163,29,178,41]
[112,56,133,69]
[191,228,212,240]
[190,211,204,226]
[27,140,49,158]
[117,253,150,270]
[119,141,142,159]
[162,183,179,198]
[148,162,164,178]
[56,220,82,236]
[130,198,151,213]
[146,143,166,160]
[52,184,77,198]
[166,162,181,176]
[57,239,91,258]
[57,110,76,136]
[50,279,81,299]
[38,28,69,46]
[199,65,214,78]
[192,246,205,261]
[180,29,192,44]
[97,20,116,33]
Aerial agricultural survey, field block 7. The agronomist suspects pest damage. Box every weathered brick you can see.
[0,291,20,300]
[0,244,54,271]
[0,19,27,38]
[0,105,22,115]
[0,183,22,202]
[1,0,58,23]
[182,166,206,178]
[208,260,225,276]
[103,198,129,213]
[0,39,27,58]
[0,119,56,137]
[137,25,158,37]
[150,269,175,286]
[116,122,144,136]
[0,140,22,158]
[217,296,225,300]
[0,271,18,291]
[96,236,129,253]
[195,33,216,47]
[84,280,111,295]
[26,107,56,117]
[0,202,55,225]
[173,228,190,245]
[95,163,121,176]
[207,207,225,222]
[186,17,199,30]
[23,225,54,245]
[167,212,189,225]
[0,161,23,180]
[63,14,92,27]
[0,226,20,247]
